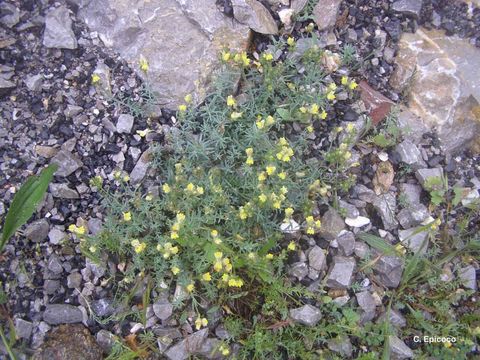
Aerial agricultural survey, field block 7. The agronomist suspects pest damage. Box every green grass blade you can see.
[358,233,398,256]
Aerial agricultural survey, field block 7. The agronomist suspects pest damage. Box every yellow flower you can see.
[123,175,130,182]
[170,231,179,240]
[285,207,294,218]
[221,273,229,282]
[214,251,223,260]
[326,91,336,101]
[184,94,192,103]
[196,186,204,195]
[245,148,253,157]
[299,106,307,114]
[195,317,208,330]
[202,272,212,282]
[186,282,195,292]
[131,239,146,254]
[91,73,101,84]
[266,115,275,126]
[328,83,337,91]
[246,157,254,166]
[89,246,97,253]
[287,37,295,46]
[220,344,230,356]
[258,172,267,181]
[262,52,273,61]
[221,50,231,62]
[171,266,180,275]
[278,137,288,146]
[258,193,268,203]
[346,123,355,133]
[248,252,255,259]
[178,104,187,112]
[162,183,171,193]
[230,111,242,120]
[68,224,85,235]
[349,81,358,90]
[320,109,328,120]
[266,165,276,175]
[265,253,274,260]
[278,171,287,180]
[226,95,236,107]
[287,241,296,251]
[136,128,151,137]
[139,57,149,72]
[306,125,314,133]
[309,103,319,115]
[341,76,349,85]
[176,212,186,223]
[240,51,250,66]
[186,183,195,192]
[123,212,132,221]
[214,261,223,272]
[256,119,265,129]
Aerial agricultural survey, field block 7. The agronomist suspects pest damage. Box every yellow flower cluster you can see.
[339,143,352,160]
[131,239,147,254]
[287,37,295,46]
[213,251,233,273]
[68,224,85,235]
[341,76,358,90]
[156,241,179,258]
[305,216,322,234]
[234,51,251,67]
[256,115,275,130]
[91,73,100,84]
[123,211,132,221]
[170,212,186,239]
[276,137,294,162]
[245,147,254,166]
[219,344,230,356]
[195,317,208,330]
[139,57,149,73]
[284,207,294,222]
[239,202,253,220]
[185,182,204,195]
[262,52,273,61]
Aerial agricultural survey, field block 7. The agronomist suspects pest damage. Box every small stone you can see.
[391,0,423,19]
[399,183,422,205]
[96,330,116,354]
[373,192,398,230]
[87,218,103,235]
[25,219,49,243]
[354,242,369,259]
[231,0,278,35]
[48,255,63,275]
[291,0,309,14]
[64,105,83,118]
[35,145,58,158]
[359,81,394,125]
[356,291,376,313]
[43,304,83,325]
[319,208,345,240]
[345,216,370,228]
[308,246,326,271]
[50,183,80,199]
[337,231,356,256]
[339,200,359,218]
[51,150,83,177]
[461,189,480,206]
[91,299,115,317]
[326,256,355,289]
[15,318,33,339]
[0,3,20,28]
[44,279,60,294]
[388,335,414,359]
[43,6,78,49]
[289,304,322,326]
[396,140,426,167]
[378,309,407,328]
[164,329,208,360]
[24,74,43,92]
[67,272,82,289]
[278,8,294,26]
[116,114,134,134]
[397,205,429,229]
[415,168,444,191]
[327,335,353,357]
[398,227,429,253]
[280,219,300,234]
[289,262,309,281]
[346,28,358,43]
[313,0,342,31]
[374,255,404,288]
[153,299,173,321]
[130,150,151,184]
[48,227,65,245]
[458,265,477,290]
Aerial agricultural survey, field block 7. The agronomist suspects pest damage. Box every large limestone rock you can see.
[390,28,480,154]
[74,0,251,108]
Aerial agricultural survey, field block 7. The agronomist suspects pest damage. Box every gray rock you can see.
[50,183,79,199]
[396,139,426,167]
[326,256,356,289]
[48,227,65,245]
[339,200,360,218]
[291,0,309,14]
[64,105,83,118]
[51,150,83,177]
[153,299,173,321]
[48,255,63,275]
[15,318,33,339]
[43,6,78,49]
[399,183,422,206]
[378,309,407,328]
[67,272,82,289]
[44,279,60,294]
[398,227,429,253]
[25,219,49,243]
[76,0,250,108]
[397,205,429,229]
[43,304,83,325]
[458,265,477,290]
[391,0,423,19]
[96,330,116,354]
[289,304,322,326]
[130,150,151,184]
[415,168,444,191]
[231,0,278,34]
[373,193,398,230]
[0,3,20,28]
[345,216,371,228]
[24,74,43,92]
[354,242,369,259]
[308,246,326,271]
[289,262,309,281]
[87,218,103,235]
[164,328,209,360]
[356,291,376,313]
[327,335,353,357]
[116,114,134,134]
[374,255,404,288]
[337,231,356,256]
[0,76,15,89]
[346,28,358,43]
[354,184,376,203]
[313,0,342,31]
[389,335,414,359]
[91,299,115,317]
[319,208,345,240]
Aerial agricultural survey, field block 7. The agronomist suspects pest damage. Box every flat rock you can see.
[0,3,20,28]
[91,298,115,317]
[33,324,102,360]
[337,231,356,256]
[43,304,83,325]
[50,183,79,199]
[319,208,345,240]
[232,0,278,34]
[326,256,355,289]
[153,299,173,320]
[374,255,404,288]
[359,81,394,125]
[289,304,322,326]
[398,227,429,253]
[373,192,398,230]
[396,139,426,168]
[48,227,66,245]
[25,219,49,243]
[415,168,444,191]
[51,150,83,177]
[458,265,477,290]
[313,0,342,31]
[345,216,370,228]
[76,0,250,108]
[388,335,414,359]
[391,0,423,19]
[15,318,33,340]
[130,150,152,184]
[43,6,78,49]
[308,246,326,271]
[116,114,134,134]
[399,183,422,205]
[397,205,429,229]
[289,262,309,281]
[327,335,353,357]
[356,291,376,313]
[164,329,208,360]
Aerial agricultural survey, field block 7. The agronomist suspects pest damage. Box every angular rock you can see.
[398,227,429,253]
[130,150,152,184]
[43,6,78,49]
[391,0,423,19]
[308,246,326,271]
[374,255,404,288]
[116,114,134,134]
[164,329,208,360]
[50,183,79,199]
[289,262,309,281]
[24,74,43,92]
[33,324,102,360]
[356,291,376,313]
[289,304,322,326]
[44,280,60,295]
[51,150,83,177]
[399,183,422,206]
[415,168,444,191]
[25,219,49,243]
[458,265,477,291]
[35,145,59,158]
[232,0,278,34]
[15,318,33,340]
[337,231,355,256]
[373,192,398,230]
[91,299,115,317]
[48,227,65,245]
[378,309,407,328]
[388,335,414,360]
[326,256,355,289]
[77,0,250,108]
[153,299,173,321]
[373,160,395,195]
[96,330,116,354]
[313,0,342,31]
[67,272,82,289]
[43,304,83,325]
[327,335,353,358]
[396,139,426,167]
[345,216,370,228]
[359,81,394,125]
[291,0,309,14]
[0,3,20,28]
[87,218,103,236]
[339,200,360,218]
[397,205,429,229]
[319,208,345,240]
[48,255,63,275]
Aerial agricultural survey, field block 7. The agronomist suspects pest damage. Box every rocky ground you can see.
[0,0,479,359]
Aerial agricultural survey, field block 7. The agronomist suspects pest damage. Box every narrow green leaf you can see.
[358,233,398,256]
[1,164,57,251]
